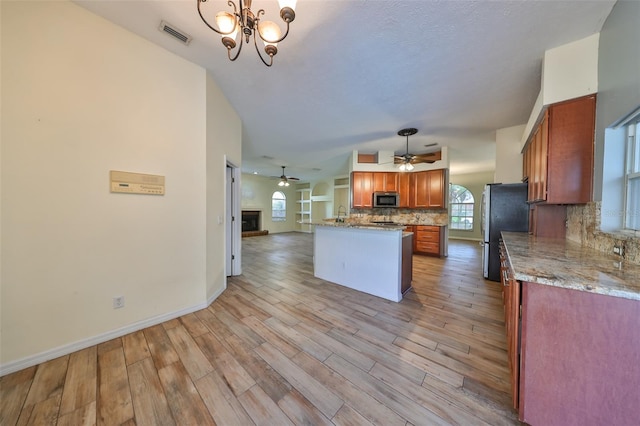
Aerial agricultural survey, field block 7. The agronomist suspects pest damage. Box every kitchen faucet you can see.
[336,205,347,223]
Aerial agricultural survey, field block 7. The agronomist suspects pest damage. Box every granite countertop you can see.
[314,222,407,231]
[501,231,640,301]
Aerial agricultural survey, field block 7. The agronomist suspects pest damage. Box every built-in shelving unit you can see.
[333,176,350,217]
[295,183,312,233]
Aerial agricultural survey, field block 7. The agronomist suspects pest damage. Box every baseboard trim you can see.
[0,293,222,377]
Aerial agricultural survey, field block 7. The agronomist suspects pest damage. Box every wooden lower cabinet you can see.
[413,225,443,256]
[499,243,520,410]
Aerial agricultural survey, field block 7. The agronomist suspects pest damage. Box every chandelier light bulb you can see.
[215,11,237,35]
[406,162,414,171]
[278,0,297,11]
[259,21,282,45]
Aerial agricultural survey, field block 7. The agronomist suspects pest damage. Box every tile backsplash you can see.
[348,208,449,226]
[567,202,639,265]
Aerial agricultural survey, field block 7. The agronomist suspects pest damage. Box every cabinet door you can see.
[373,172,399,192]
[398,172,411,208]
[546,95,595,204]
[351,172,374,208]
[428,169,445,208]
[411,170,445,208]
[411,172,429,208]
[506,273,520,410]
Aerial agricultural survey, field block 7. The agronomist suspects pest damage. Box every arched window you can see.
[449,184,474,230]
[272,191,286,222]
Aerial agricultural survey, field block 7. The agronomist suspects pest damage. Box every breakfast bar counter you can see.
[313,223,412,302]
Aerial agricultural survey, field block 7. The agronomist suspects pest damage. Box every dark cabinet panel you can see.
[523,95,595,204]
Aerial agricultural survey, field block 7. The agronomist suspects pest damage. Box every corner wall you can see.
[593,0,640,201]
[0,1,237,371]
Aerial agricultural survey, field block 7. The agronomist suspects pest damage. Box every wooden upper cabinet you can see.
[352,169,445,209]
[410,169,445,209]
[524,95,595,204]
[546,95,595,203]
[351,172,374,208]
[398,172,411,208]
[372,172,399,192]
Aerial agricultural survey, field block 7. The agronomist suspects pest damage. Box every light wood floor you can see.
[1,233,521,425]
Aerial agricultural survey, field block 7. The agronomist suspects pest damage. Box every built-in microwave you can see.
[373,192,400,208]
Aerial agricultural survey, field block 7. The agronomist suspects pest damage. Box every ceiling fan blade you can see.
[413,151,442,163]
[287,176,300,181]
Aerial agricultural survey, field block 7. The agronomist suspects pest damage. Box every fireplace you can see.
[242,210,261,232]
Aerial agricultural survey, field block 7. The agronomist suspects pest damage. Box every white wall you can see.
[1,1,240,371]
[205,74,242,300]
[521,34,600,147]
[448,171,495,241]
[542,33,599,105]
[495,125,526,184]
[241,174,297,233]
[594,0,640,201]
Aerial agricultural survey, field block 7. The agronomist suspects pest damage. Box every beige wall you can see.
[241,174,297,233]
[205,73,242,300]
[495,125,525,184]
[448,171,495,241]
[1,1,240,370]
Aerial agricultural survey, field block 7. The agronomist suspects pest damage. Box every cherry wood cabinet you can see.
[351,169,446,209]
[523,95,595,204]
[351,172,374,208]
[373,172,399,193]
[499,242,520,410]
[529,204,567,238]
[413,225,443,256]
[398,172,411,208]
[410,169,445,208]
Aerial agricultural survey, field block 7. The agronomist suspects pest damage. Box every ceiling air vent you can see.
[159,20,192,45]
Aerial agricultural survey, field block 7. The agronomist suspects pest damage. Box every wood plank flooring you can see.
[0,233,522,425]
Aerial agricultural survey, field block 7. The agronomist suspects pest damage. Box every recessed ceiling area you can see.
[75,0,616,181]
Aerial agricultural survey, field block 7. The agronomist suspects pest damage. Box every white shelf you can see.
[295,188,312,232]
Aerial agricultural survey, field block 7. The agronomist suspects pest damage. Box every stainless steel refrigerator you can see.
[481,183,529,281]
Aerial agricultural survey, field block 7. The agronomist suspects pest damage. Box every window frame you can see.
[624,121,640,230]
[449,184,475,231]
[271,191,287,222]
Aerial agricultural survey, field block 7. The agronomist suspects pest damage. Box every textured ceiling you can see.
[75,0,615,181]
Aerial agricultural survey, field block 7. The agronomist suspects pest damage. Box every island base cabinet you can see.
[519,282,640,425]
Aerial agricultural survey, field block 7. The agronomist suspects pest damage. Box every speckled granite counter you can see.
[314,222,406,231]
[501,231,640,301]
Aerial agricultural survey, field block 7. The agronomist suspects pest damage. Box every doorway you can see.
[226,164,241,276]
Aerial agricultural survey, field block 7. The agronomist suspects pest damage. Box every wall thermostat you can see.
[110,170,165,195]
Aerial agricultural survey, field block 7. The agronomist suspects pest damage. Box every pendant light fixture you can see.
[197,0,297,67]
[397,128,418,172]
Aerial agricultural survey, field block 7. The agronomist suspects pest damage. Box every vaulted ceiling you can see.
[75,0,615,181]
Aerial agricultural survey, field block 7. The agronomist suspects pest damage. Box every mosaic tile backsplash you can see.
[567,202,640,265]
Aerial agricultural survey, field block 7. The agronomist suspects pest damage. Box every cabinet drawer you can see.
[415,232,439,242]
[416,241,439,254]
[415,225,440,233]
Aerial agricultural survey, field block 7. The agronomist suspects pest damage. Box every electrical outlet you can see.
[613,245,624,257]
[113,296,125,309]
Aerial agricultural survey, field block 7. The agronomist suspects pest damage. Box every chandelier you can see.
[197,0,297,67]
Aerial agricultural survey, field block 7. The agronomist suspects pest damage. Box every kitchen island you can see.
[314,223,412,302]
[501,232,640,425]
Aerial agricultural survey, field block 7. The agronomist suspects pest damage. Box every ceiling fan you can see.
[394,128,442,171]
[273,166,300,187]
